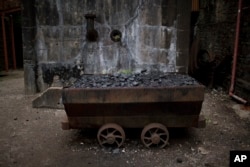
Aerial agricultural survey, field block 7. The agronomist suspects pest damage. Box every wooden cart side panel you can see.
[63,101,204,129]
[63,102,203,117]
[67,115,201,129]
[62,86,205,104]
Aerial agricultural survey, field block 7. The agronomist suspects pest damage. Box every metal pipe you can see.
[85,14,96,31]
[229,0,247,104]
[0,7,21,15]
[1,13,8,72]
[84,13,98,42]
[10,15,16,69]
[229,92,247,104]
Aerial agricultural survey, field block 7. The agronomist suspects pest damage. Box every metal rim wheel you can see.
[97,123,125,148]
[141,123,169,148]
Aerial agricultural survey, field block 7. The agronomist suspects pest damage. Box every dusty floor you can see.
[0,70,250,167]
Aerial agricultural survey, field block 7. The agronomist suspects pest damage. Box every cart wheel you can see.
[97,123,125,148]
[141,123,169,148]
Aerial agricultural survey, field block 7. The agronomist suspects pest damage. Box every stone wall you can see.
[194,0,237,86]
[195,0,250,101]
[23,0,191,94]
[235,0,250,101]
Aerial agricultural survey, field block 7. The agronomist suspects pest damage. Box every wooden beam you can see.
[1,13,8,72]
[10,15,16,69]
[0,7,21,14]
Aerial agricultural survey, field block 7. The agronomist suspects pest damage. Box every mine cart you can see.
[61,73,206,148]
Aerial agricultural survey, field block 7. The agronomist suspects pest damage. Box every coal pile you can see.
[70,71,200,88]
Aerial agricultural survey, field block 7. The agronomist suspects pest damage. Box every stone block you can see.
[32,87,63,109]
[63,40,81,61]
[24,63,37,94]
[176,29,190,52]
[140,5,162,26]
[36,0,59,26]
[63,26,83,38]
[176,50,189,73]
[161,3,177,26]
[45,40,62,61]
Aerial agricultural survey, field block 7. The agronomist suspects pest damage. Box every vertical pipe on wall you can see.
[1,13,8,72]
[229,0,247,104]
[10,15,16,69]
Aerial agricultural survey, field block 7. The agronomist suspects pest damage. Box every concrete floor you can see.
[0,70,249,167]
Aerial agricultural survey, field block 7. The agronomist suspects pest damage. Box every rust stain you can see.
[240,105,250,111]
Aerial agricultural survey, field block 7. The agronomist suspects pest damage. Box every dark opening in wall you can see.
[86,29,98,42]
[110,30,122,42]
[85,13,98,42]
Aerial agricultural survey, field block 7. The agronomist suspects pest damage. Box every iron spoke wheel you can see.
[97,123,125,148]
[141,123,169,148]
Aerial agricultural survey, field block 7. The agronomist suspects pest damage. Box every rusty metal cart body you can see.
[61,75,205,148]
